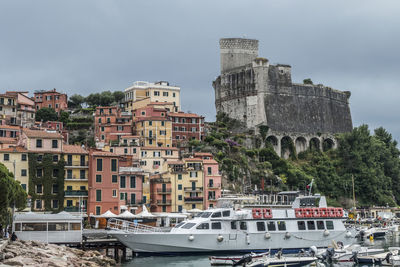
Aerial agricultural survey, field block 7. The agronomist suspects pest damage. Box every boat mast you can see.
[352,174,356,208]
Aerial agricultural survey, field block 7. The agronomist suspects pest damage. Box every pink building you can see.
[88,150,120,216]
[19,129,63,152]
[194,153,222,209]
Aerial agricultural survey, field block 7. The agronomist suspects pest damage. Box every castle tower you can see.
[220,38,259,73]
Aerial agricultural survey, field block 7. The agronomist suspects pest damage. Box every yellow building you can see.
[63,145,89,213]
[124,81,180,112]
[0,146,29,192]
[133,106,173,148]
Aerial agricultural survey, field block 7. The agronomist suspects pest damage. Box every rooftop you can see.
[125,81,180,91]
[63,144,88,154]
[23,129,63,139]
[169,112,204,118]
[0,146,28,153]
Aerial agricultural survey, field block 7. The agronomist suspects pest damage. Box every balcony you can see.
[151,178,171,184]
[184,197,203,203]
[65,161,89,168]
[207,183,221,189]
[156,200,172,205]
[64,190,88,197]
[65,176,88,181]
[156,188,172,194]
[208,196,217,201]
[184,187,203,192]
[126,200,144,206]
[64,206,87,212]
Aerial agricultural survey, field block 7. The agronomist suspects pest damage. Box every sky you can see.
[1,0,399,142]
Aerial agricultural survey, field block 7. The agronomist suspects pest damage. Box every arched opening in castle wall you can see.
[295,137,307,153]
[266,135,279,153]
[309,137,320,151]
[323,138,335,152]
[281,136,294,159]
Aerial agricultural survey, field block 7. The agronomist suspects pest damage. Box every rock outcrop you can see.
[0,240,116,266]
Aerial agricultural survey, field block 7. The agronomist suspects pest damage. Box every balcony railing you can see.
[151,178,171,184]
[65,161,89,167]
[184,197,203,202]
[64,190,88,197]
[65,176,88,180]
[156,189,172,194]
[156,200,172,205]
[184,187,203,192]
[207,183,221,189]
[126,200,144,206]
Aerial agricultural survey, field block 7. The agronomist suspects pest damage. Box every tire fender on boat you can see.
[217,235,224,242]
[265,232,271,239]
[323,230,330,236]
[188,235,194,241]
[285,232,291,239]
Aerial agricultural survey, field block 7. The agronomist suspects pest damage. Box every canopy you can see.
[187,208,203,213]
[136,205,155,218]
[118,210,137,219]
[97,210,118,218]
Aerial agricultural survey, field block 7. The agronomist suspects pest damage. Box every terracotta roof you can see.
[0,94,16,98]
[184,158,203,162]
[141,146,178,151]
[23,129,63,139]
[0,146,28,153]
[90,150,119,157]
[194,152,213,157]
[203,159,218,164]
[0,137,18,144]
[121,135,139,139]
[63,144,88,154]
[169,112,204,118]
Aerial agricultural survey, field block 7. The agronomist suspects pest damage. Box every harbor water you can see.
[122,234,400,267]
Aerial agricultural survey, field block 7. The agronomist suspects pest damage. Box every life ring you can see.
[335,208,344,217]
[252,208,263,219]
[304,208,313,218]
[312,208,321,218]
[319,208,328,217]
[263,208,273,219]
[295,208,304,218]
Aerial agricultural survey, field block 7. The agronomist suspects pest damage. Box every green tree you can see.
[0,163,27,225]
[35,107,58,122]
[303,78,313,84]
[113,91,125,103]
[59,111,70,124]
[68,94,85,108]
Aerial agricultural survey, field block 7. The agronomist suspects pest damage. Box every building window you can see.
[101,126,104,131]
[130,193,136,204]
[66,200,73,207]
[36,184,43,194]
[52,140,58,148]
[153,151,161,157]
[163,92,168,97]
[192,127,197,132]
[190,171,197,178]
[120,193,125,200]
[178,174,182,180]
[120,176,126,188]
[3,154,9,161]
[112,175,118,183]
[130,176,136,188]
[21,169,27,176]
[112,189,117,197]
[208,167,212,175]
[52,168,59,177]
[53,155,58,162]
[154,91,160,96]
[98,118,101,123]
[178,205,182,212]
[159,130,166,135]
[153,161,160,166]
[80,170,86,179]
[165,150,172,155]
[37,169,43,177]
[52,184,58,194]
[67,170,72,179]
[67,186,72,191]
[36,200,42,209]
[21,154,27,161]
[97,159,102,171]
[36,139,43,148]
[173,93,176,97]
[178,195,182,201]
[111,159,117,172]
[124,148,128,154]
[96,174,102,183]
[95,206,101,215]
[178,184,182,190]
[96,190,102,201]
[21,184,26,191]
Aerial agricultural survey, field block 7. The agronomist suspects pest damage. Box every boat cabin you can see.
[12,212,82,244]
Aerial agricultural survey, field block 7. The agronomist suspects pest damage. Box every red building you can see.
[169,112,204,147]
[94,106,133,145]
[34,89,68,114]
[87,149,120,216]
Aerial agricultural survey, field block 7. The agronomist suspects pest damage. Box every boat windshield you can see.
[181,223,196,229]
[174,222,185,228]
[200,212,212,218]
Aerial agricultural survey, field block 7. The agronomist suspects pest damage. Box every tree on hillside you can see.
[0,163,27,225]
[59,111,70,124]
[113,91,125,103]
[35,107,58,122]
[303,78,313,84]
[69,94,85,109]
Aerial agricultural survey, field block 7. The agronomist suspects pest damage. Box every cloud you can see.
[1,0,399,142]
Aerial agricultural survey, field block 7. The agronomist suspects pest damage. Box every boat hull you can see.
[110,230,354,255]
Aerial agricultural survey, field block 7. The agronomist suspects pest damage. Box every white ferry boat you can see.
[108,195,355,255]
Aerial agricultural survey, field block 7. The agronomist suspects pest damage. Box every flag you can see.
[306,179,314,189]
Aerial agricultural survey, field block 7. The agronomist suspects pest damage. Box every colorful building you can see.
[0,146,29,192]
[34,89,68,114]
[0,94,17,125]
[124,81,180,112]
[19,129,64,152]
[63,144,89,213]
[5,91,35,128]
[169,112,205,147]
[87,150,120,216]
[133,105,172,147]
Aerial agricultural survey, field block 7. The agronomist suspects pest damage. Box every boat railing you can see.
[107,218,169,233]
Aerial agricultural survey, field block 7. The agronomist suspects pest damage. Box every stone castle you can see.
[212,38,353,156]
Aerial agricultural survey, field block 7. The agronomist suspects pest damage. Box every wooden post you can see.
[114,246,119,262]
[122,247,127,262]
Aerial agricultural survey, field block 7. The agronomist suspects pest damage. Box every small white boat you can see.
[352,251,389,264]
[247,253,317,267]
[210,252,269,266]
[381,247,400,266]
[332,244,384,262]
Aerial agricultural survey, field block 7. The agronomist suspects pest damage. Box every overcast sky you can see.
[1,0,399,142]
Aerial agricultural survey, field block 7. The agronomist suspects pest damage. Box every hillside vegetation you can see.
[189,113,400,207]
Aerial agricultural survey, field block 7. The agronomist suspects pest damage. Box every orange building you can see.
[34,89,68,114]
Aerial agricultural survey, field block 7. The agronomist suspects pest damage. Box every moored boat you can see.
[108,194,355,255]
[209,252,269,266]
